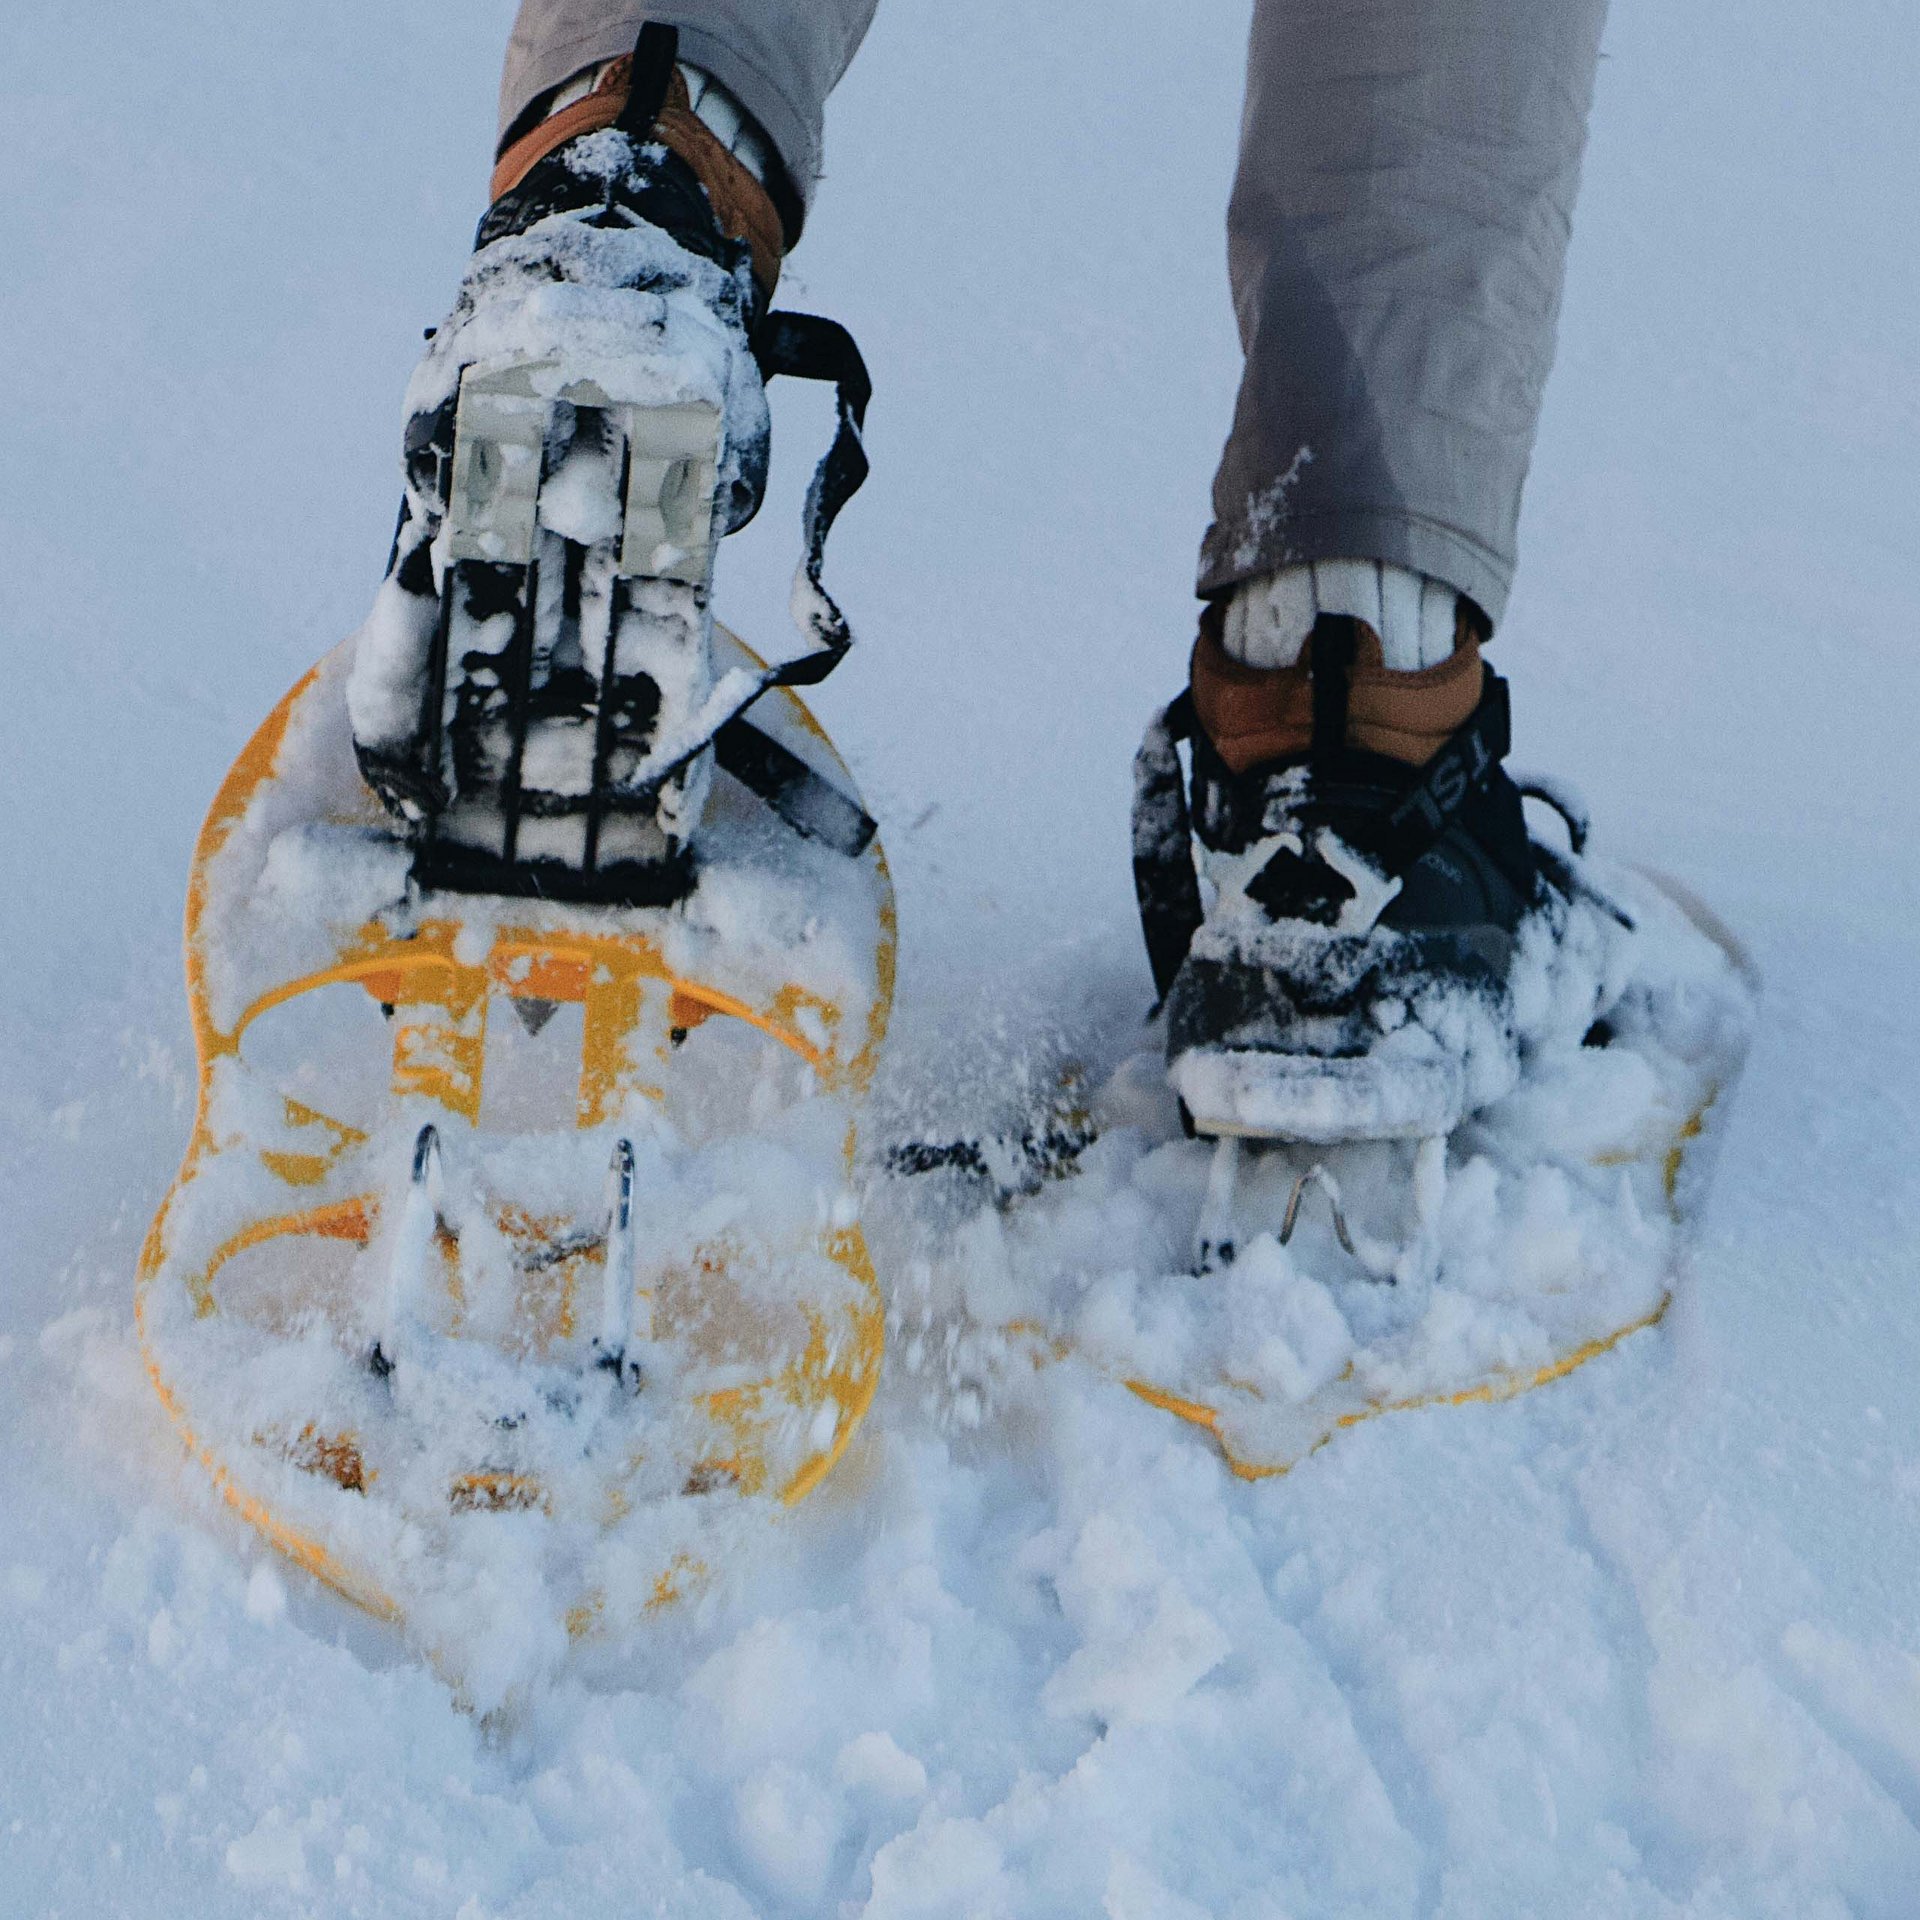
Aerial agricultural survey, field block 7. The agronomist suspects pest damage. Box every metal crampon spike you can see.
[1194,1135,1244,1273]
[1279,1162,1404,1284]
[1411,1134,1449,1237]
[512,996,560,1038]
[374,1124,445,1374]
[593,1138,644,1393]
[1279,1163,1356,1258]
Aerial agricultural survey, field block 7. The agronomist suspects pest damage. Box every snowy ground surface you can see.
[3,1,1918,1914]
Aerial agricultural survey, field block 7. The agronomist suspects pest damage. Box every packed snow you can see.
[3,0,1919,1914]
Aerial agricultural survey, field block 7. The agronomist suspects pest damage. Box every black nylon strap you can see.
[753,312,872,679]
[616,24,680,139]
[1309,616,1357,765]
[713,716,877,858]
[605,311,874,815]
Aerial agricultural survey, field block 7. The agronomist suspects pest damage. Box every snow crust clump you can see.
[1039,1513,1231,1725]
[1225,1238,1355,1404]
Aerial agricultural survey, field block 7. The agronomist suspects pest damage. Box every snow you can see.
[3,0,1920,1914]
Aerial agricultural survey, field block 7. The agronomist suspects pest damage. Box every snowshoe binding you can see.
[1138,609,1586,1144]
[138,29,891,1679]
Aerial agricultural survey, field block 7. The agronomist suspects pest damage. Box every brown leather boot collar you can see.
[489,61,786,304]
[1191,612,1485,774]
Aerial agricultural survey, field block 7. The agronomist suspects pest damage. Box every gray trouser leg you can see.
[500,0,879,212]
[1199,0,1610,626]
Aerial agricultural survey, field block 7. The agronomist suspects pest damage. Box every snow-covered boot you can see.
[1134,599,1607,1143]
[349,24,869,904]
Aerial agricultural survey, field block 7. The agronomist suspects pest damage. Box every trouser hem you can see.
[1197,507,1514,631]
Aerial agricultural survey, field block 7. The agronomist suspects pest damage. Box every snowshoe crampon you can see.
[1007,870,1756,1482]
[137,633,894,1649]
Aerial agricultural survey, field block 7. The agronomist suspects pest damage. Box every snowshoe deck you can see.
[138,631,894,1654]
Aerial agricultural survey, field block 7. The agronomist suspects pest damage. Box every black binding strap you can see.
[616,24,681,139]
[1309,616,1358,765]
[713,716,878,858]
[753,312,872,677]
[560,311,874,849]
[624,312,872,793]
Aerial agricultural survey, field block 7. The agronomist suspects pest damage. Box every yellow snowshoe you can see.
[956,872,1757,1482]
[137,628,893,1654]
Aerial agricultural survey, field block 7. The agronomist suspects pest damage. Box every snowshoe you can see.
[1104,867,1754,1477]
[137,627,893,1664]
[915,621,1759,1480]
[898,867,1756,1483]
[138,31,889,1672]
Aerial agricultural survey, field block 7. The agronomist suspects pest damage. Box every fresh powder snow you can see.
[2,0,1917,1914]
